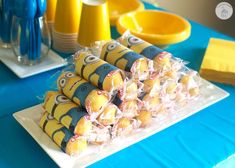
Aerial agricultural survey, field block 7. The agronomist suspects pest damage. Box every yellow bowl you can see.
[108,0,144,26]
[117,10,191,45]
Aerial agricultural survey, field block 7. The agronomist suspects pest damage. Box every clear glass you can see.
[11,16,51,66]
[0,0,13,48]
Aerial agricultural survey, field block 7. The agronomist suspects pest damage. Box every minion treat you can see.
[160,81,180,104]
[43,91,92,136]
[112,118,134,137]
[118,79,139,100]
[88,124,111,145]
[136,110,152,127]
[97,103,121,126]
[100,40,150,80]
[140,93,163,115]
[74,51,124,92]
[143,74,161,94]
[113,95,138,118]
[57,72,110,115]
[119,33,172,65]
[180,72,200,97]
[39,112,87,155]
[119,100,138,119]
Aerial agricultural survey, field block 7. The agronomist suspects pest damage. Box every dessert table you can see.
[0,3,235,168]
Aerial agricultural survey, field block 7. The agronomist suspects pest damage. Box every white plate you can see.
[13,79,229,168]
[0,48,67,78]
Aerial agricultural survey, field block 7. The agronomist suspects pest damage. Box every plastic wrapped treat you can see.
[43,91,92,136]
[117,79,139,100]
[87,124,111,145]
[143,73,161,94]
[118,33,171,65]
[100,40,150,80]
[135,110,152,127]
[160,81,180,106]
[39,112,87,155]
[112,118,135,137]
[73,51,124,92]
[57,71,110,116]
[139,93,165,116]
[118,32,185,73]
[119,100,139,119]
[179,71,200,98]
[97,103,122,126]
[163,70,179,81]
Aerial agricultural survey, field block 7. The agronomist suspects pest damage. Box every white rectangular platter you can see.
[13,79,229,168]
[0,48,67,78]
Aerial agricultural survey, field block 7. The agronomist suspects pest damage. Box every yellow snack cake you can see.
[143,74,160,93]
[118,79,138,100]
[88,125,111,145]
[39,112,87,155]
[136,110,152,127]
[118,33,172,67]
[97,103,120,126]
[113,117,133,137]
[57,71,110,114]
[74,51,124,92]
[100,40,149,80]
[139,92,164,115]
[113,95,138,118]
[43,91,92,136]
[180,73,200,97]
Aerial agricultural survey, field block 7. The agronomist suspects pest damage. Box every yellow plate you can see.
[117,10,191,45]
[108,0,144,26]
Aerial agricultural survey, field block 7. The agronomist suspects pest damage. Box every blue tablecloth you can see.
[0,3,235,168]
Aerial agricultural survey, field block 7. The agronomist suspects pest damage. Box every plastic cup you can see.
[11,16,51,66]
[0,0,13,48]
[53,30,78,53]
[54,0,82,34]
[77,0,111,47]
[45,0,58,22]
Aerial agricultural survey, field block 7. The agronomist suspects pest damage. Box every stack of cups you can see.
[53,0,81,53]
[45,0,57,36]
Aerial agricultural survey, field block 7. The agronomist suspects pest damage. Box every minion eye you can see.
[65,72,75,78]
[47,114,54,120]
[55,95,70,104]
[84,55,99,65]
[107,43,118,51]
[59,77,67,88]
[128,36,143,45]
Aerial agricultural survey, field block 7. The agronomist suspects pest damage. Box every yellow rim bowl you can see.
[108,0,144,26]
[117,10,191,45]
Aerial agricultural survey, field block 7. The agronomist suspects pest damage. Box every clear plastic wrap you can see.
[94,40,153,81]
[87,123,111,145]
[37,32,202,156]
[39,111,88,156]
[113,96,139,119]
[97,103,123,126]
[73,50,125,93]
[57,71,111,118]
[118,31,186,77]
[111,118,140,138]
[43,91,92,136]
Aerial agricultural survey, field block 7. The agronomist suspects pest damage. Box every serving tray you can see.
[13,79,229,168]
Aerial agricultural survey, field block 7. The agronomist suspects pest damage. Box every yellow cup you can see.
[45,0,58,22]
[54,0,82,33]
[77,0,111,47]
